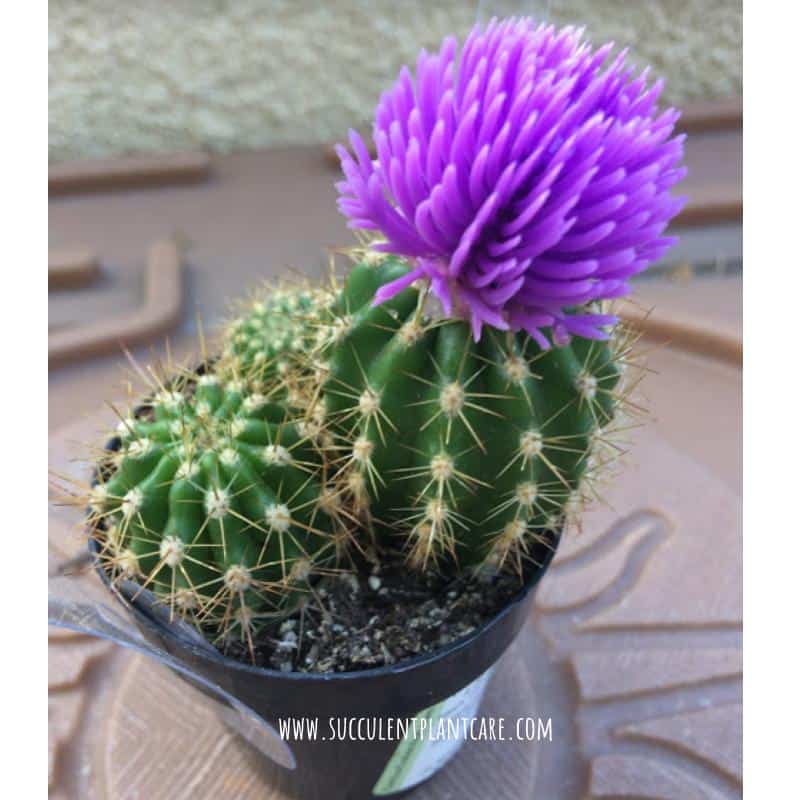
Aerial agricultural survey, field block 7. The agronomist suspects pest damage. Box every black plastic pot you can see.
[91,402,559,799]
[90,533,557,800]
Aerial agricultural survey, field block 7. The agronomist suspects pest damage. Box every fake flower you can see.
[336,18,686,343]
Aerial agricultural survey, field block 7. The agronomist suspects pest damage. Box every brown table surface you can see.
[49,141,742,799]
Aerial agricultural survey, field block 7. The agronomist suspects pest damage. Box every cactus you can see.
[88,369,346,652]
[220,280,332,397]
[323,19,683,574]
[318,256,634,573]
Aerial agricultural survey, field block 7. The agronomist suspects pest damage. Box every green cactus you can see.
[307,255,631,574]
[88,370,346,650]
[220,280,332,403]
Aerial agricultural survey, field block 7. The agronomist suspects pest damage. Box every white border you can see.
[9,3,47,797]
[744,0,799,793]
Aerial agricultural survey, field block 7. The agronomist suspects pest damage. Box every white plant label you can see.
[372,667,494,795]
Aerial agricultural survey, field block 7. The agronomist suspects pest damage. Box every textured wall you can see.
[49,0,742,163]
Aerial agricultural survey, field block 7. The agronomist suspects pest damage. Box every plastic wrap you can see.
[48,553,298,769]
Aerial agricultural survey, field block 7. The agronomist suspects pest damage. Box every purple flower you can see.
[335,19,686,344]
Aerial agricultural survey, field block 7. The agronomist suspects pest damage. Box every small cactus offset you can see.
[314,256,634,573]
[220,279,333,393]
[87,369,346,652]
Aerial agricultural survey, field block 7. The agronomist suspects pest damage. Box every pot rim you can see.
[89,532,558,684]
